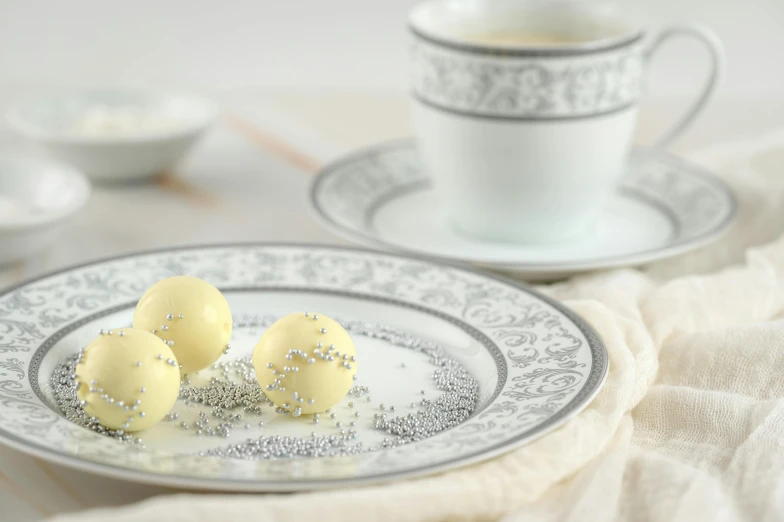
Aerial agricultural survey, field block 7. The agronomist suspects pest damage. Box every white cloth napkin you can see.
[49,130,784,522]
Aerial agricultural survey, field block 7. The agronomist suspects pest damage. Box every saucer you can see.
[311,140,736,280]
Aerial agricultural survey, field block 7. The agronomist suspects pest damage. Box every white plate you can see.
[0,243,606,491]
[0,156,91,265]
[311,141,737,281]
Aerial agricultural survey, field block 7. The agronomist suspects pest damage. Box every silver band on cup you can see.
[411,32,646,121]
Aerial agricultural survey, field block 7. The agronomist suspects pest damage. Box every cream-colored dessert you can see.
[252,312,357,416]
[75,328,180,431]
[133,276,232,374]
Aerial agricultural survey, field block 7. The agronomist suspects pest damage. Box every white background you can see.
[0,0,782,100]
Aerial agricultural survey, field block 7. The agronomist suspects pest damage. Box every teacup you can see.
[410,0,724,243]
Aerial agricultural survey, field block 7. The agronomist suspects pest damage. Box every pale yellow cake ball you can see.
[133,276,233,374]
[252,312,357,416]
[75,328,180,431]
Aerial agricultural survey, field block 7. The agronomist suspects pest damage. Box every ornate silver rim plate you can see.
[0,243,607,491]
[310,140,737,281]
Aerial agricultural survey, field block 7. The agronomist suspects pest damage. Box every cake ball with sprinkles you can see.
[74,328,180,431]
[133,276,233,374]
[252,312,357,416]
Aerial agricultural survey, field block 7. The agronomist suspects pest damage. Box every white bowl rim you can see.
[5,89,219,145]
[0,156,92,230]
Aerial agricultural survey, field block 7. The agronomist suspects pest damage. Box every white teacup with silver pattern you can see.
[410,0,724,243]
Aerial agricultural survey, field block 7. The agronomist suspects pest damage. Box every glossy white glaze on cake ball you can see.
[252,312,357,416]
[75,328,180,431]
[133,276,232,374]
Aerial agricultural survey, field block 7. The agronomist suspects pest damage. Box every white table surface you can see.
[0,90,782,521]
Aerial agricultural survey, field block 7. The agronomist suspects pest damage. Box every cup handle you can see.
[644,24,725,149]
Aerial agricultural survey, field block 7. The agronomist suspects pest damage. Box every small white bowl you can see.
[6,90,217,182]
[0,156,91,265]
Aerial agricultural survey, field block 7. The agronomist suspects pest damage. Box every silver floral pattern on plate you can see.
[0,244,607,491]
